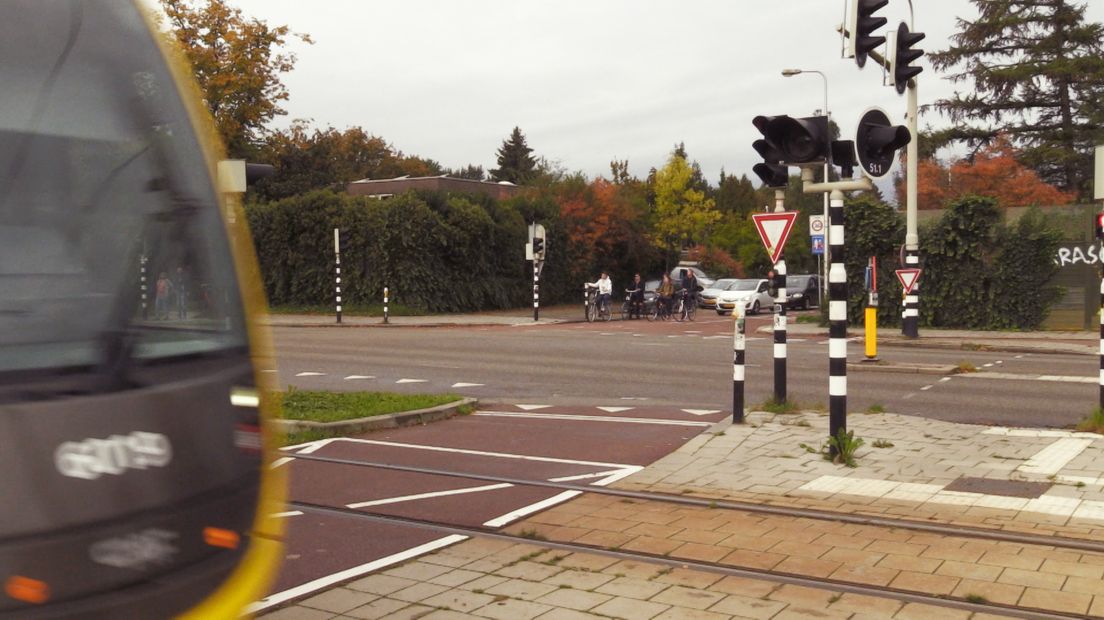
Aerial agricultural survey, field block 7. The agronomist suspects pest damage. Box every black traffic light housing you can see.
[751,115,789,188]
[1095,212,1104,240]
[754,115,831,165]
[245,163,275,185]
[532,236,545,258]
[831,140,857,179]
[891,22,926,94]
[849,0,889,68]
[854,108,911,179]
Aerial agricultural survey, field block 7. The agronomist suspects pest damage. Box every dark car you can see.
[786,274,820,310]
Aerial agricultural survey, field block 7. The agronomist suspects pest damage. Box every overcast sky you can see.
[220,0,1104,186]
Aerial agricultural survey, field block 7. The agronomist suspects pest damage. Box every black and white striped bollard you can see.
[383,286,389,324]
[1099,276,1103,409]
[139,254,148,320]
[827,189,848,453]
[902,248,919,337]
[334,228,342,324]
[772,189,787,404]
[733,303,746,423]
[533,261,540,322]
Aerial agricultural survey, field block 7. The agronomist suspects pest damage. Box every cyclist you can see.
[586,271,613,317]
[626,273,645,319]
[656,273,675,318]
[680,269,703,313]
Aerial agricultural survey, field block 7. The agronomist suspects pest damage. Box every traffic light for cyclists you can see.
[1095,212,1104,240]
[847,0,889,68]
[890,22,926,94]
[831,140,857,178]
[754,115,831,165]
[854,108,911,179]
[532,236,545,259]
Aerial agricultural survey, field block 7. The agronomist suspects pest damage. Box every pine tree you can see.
[929,0,1104,197]
[489,127,537,184]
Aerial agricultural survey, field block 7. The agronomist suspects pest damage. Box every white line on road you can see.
[246,535,468,614]
[515,404,552,410]
[920,385,933,391]
[328,438,636,469]
[902,393,915,400]
[939,377,952,383]
[396,378,428,384]
[474,411,713,427]
[270,457,295,469]
[451,382,485,388]
[548,470,627,482]
[347,483,513,509]
[295,371,325,377]
[344,375,375,380]
[482,491,582,528]
[271,510,303,518]
[681,408,722,416]
[960,372,1096,384]
[596,406,634,413]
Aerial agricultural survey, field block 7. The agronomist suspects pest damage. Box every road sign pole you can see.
[383,286,389,324]
[828,190,848,455]
[533,260,540,322]
[734,304,746,424]
[903,78,921,338]
[334,228,342,324]
[772,190,787,404]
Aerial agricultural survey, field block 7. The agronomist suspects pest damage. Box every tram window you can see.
[0,2,246,377]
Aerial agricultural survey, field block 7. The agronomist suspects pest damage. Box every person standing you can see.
[174,266,189,319]
[586,272,613,316]
[154,272,173,319]
[657,274,675,319]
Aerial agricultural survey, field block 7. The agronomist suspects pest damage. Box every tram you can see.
[1,1,285,617]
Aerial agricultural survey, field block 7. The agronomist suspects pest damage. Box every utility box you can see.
[1095,145,1104,200]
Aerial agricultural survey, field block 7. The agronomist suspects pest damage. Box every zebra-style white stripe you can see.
[828,194,847,445]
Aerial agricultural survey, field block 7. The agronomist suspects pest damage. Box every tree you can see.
[651,150,721,250]
[160,0,311,158]
[489,127,537,184]
[929,0,1104,197]
[447,164,486,181]
[896,135,1075,210]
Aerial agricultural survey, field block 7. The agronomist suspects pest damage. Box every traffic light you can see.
[831,140,857,179]
[1095,212,1104,240]
[890,22,926,94]
[751,116,789,188]
[532,236,545,259]
[848,0,889,68]
[854,108,911,179]
[753,115,830,165]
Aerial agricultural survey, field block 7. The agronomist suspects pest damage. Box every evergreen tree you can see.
[929,0,1104,197]
[489,127,537,184]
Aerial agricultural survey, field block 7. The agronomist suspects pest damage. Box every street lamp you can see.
[782,68,830,301]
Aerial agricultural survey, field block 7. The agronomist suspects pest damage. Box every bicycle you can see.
[621,290,644,320]
[648,295,672,321]
[584,285,612,322]
[672,290,698,322]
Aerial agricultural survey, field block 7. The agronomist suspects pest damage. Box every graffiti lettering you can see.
[1055,243,1104,267]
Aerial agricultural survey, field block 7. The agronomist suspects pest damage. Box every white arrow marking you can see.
[451,382,485,388]
[515,404,552,411]
[682,408,722,416]
[596,406,634,413]
[344,375,375,380]
[396,378,427,384]
[295,371,325,377]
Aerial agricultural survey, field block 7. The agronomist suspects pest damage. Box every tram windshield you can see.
[0,1,246,378]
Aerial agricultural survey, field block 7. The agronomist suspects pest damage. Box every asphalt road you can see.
[271,310,1097,428]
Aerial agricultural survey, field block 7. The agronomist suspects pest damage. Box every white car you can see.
[715,279,776,315]
[698,278,742,310]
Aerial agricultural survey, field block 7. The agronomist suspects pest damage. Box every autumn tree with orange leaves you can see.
[899,136,1075,210]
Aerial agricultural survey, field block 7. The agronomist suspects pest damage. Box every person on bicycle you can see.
[626,273,645,318]
[657,273,675,317]
[680,269,703,310]
[587,271,613,316]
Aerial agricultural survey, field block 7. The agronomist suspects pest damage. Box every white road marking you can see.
[620,397,650,400]
[902,393,916,400]
[451,382,485,388]
[548,470,626,482]
[596,406,634,413]
[984,427,1102,438]
[271,510,303,518]
[396,378,428,384]
[684,330,702,334]
[983,363,994,368]
[702,335,730,340]
[270,457,295,469]
[483,491,581,527]
[247,535,468,614]
[681,409,721,416]
[920,385,933,391]
[1017,438,1094,476]
[592,466,643,486]
[1015,355,1024,359]
[347,483,513,509]
[280,438,338,454]
[475,411,712,427]
[344,375,375,380]
[960,372,1096,384]
[295,371,325,377]
[260,369,279,373]
[939,377,951,383]
[327,437,635,469]
[995,360,1004,365]
[515,404,552,410]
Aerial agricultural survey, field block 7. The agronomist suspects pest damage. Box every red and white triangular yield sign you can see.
[896,268,922,294]
[751,212,798,264]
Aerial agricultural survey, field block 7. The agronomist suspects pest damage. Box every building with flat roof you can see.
[346,175,522,201]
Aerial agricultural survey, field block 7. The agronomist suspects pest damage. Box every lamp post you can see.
[782,68,830,301]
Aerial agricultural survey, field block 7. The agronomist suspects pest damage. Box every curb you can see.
[847,361,956,375]
[262,320,569,328]
[273,397,477,435]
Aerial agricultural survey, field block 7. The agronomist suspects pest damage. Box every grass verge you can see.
[757,397,803,414]
[1076,407,1104,433]
[278,388,462,424]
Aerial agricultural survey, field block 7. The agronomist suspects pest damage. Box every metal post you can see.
[1099,276,1103,410]
[772,190,787,404]
[533,261,540,322]
[865,256,879,361]
[139,254,148,320]
[733,304,746,424]
[828,190,848,453]
[903,76,920,338]
[334,228,342,324]
[383,286,389,324]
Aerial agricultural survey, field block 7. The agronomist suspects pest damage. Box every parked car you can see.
[699,278,742,310]
[641,278,661,313]
[716,279,775,315]
[786,274,820,310]
[669,265,716,289]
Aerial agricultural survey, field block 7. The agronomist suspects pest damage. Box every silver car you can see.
[716,279,775,315]
[699,278,742,310]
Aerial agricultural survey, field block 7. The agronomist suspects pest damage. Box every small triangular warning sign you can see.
[751,212,798,264]
[896,268,922,294]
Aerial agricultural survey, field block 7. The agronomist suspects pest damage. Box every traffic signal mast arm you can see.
[799,167,872,194]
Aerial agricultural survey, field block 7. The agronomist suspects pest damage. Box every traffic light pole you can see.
[533,260,540,322]
[801,170,873,455]
[772,190,787,404]
[902,81,921,338]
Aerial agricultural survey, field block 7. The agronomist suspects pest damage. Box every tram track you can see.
[286,499,1087,620]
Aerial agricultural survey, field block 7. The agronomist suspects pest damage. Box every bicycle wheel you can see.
[602,304,612,321]
[586,301,596,322]
[673,299,685,322]
[687,300,697,321]
[647,303,658,321]
[620,301,630,321]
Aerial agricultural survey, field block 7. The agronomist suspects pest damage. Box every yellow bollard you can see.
[864,305,878,361]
